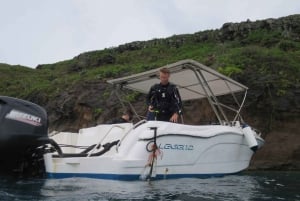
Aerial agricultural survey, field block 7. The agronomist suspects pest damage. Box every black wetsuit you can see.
[146,82,182,121]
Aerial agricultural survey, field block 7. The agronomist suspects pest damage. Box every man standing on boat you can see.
[146,68,182,122]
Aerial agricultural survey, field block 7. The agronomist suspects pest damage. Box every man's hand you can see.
[170,113,179,123]
[148,105,154,112]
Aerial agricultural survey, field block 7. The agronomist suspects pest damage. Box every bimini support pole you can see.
[112,84,142,121]
[186,66,223,125]
[196,68,229,124]
[233,89,248,123]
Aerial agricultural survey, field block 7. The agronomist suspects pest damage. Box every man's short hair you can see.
[160,68,170,74]
[124,108,133,120]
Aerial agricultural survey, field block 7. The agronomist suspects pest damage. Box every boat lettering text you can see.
[159,143,194,151]
[5,109,42,126]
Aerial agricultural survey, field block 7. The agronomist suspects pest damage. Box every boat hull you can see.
[44,121,264,180]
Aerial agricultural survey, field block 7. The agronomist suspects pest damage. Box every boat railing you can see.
[87,125,126,157]
[116,119,147,152]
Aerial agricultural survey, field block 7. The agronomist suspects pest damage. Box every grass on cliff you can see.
[0,24,299,117]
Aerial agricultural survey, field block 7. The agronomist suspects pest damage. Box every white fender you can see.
[242,125,258,151]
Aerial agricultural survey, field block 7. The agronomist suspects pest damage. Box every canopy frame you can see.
[108,59,248,125]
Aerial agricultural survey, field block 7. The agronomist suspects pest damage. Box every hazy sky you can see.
[0,0,299,68]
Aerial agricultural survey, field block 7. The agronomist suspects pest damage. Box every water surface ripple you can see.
[0,172,299,201]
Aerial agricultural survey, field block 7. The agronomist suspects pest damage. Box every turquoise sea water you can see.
[0,171,299,201]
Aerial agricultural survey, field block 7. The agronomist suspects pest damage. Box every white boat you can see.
[43,59,264,180]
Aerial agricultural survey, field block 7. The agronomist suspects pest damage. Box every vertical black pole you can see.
[148,127,158,181]
[150,127,157,146]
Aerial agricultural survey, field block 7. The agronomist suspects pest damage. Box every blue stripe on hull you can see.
[46,172,239,181]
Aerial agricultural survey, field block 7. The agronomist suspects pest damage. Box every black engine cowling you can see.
[0,96,49,176]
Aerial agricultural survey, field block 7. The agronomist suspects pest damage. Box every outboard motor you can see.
[0,96,49,176]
